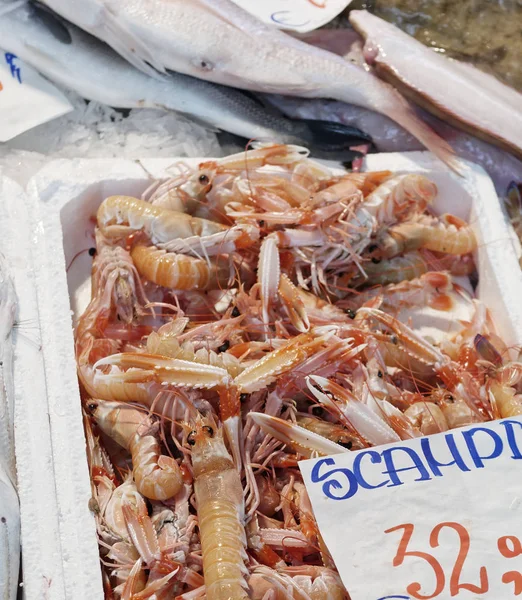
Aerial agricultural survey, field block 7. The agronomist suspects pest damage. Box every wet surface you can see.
[345,0,522,91]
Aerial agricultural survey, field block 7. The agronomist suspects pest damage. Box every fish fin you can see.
[99,6,166,79]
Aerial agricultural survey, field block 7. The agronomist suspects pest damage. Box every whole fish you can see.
[0,253,19,600]
[349,10,522,160]
[39,0,456,167]
[0,3,370,156]
[268,95,522,195]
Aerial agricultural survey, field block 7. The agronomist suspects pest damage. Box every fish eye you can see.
[203,426,214,437]
[198,173,210,185]
[187,431,197,446]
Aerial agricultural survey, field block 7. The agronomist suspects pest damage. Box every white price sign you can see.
[0,50,72,142]
[300,416,522,599]
[229,0,353,33]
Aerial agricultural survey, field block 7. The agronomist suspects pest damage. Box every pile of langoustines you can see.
[77,144,518,599]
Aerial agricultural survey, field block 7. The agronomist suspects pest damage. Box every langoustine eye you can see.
[86,401,98,414]
[203,425,214,437]
[187,431,197,446]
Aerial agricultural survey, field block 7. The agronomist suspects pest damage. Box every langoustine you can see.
[76,145,512,599]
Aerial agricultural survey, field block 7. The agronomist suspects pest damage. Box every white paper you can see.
[300,416,522,600]
[229,0,353,32]
[0,49,72,142]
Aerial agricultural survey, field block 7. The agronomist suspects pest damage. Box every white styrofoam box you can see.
[24,151,522,599]
[0,174,66,600]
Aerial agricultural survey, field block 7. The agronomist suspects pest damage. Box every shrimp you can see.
[147,319,244,377]
[432,389,483,429]
[295,415,365,450]
[147,168,213,212]
[404,401,449,435]
[488,380,522,418]
[76,237,150,398]
[307,375,401,446]
[234,332,330,394]
[131,245,230,291]
[249,565,348,600]
[120,503,182,598]
[189,416,249,600]
[249,412,353,457]
[375,213,477,258]
[87,399,183,501]
[198,144,310,175]
[421,214,477,255]
[97,196,227,241]
[362,173,438,224]
[352,251,428,287]
[308,177,360,208]
[92,351,231,401]
[340,170,392,196]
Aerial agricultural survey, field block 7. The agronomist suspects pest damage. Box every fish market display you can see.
[39,0,455,165]
[0,1,370,157]
[77,145,517,598]
[0,254,19,600]
[349,10,522,160]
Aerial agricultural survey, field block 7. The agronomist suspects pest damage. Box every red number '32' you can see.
[385,522,489,598]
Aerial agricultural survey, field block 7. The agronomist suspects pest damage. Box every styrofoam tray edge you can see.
[25,178,103,600]
[0,174,66,600]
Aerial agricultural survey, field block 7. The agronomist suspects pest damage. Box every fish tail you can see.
[299,119,373,147]
[289,119,374,161]
[386,99,462,173]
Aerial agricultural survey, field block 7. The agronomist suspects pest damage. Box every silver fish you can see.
[39,0,456,166]
[0,252,19,600]
[268,95,522,195]
[349,9,522,161]
[0,2,370,156]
